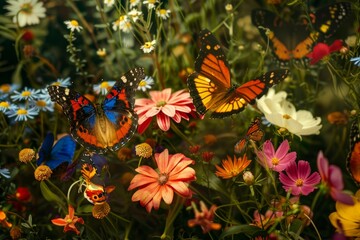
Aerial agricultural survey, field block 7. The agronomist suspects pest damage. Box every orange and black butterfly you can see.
[234,117,264,154]
[347,122,360,186]
[252,2,352,66]
[187,29,289,118]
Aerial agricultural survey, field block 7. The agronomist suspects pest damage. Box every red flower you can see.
[307,40,343,65]
[15,187,31,202]
[51,205,84,235]
[187,201,221,233]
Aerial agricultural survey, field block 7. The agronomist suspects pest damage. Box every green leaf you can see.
[219,225,264,239]
[39,181,66,208]
[78,204,93,214]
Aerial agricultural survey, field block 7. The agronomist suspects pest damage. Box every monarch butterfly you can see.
[347,122,360,186]
[187,29,288,118]
[234,117,264,154]
[251,2,352,66]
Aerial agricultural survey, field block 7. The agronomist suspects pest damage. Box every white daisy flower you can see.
[137,76,154,92]
[140,40,156,53]
[129,0,140,8]
[6,105,39,121]
[64,20,83,32]
[50,77,72,87]
[143,0,159,9]
[30,98,54,112]
[104,0,115,7]
[5,0,46,27]
[128,9,142,23]
[10,87,41,102]
[93,81,116,95]
[0,101,15,113]
[112,15,132,32]
[156,9,171,20]
[0,83,20,100]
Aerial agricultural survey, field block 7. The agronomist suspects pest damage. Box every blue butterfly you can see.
[37,133,76,170]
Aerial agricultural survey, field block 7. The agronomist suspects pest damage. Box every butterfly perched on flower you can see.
[47,68,145,153]
[234,117,264,154]
[347,122,360,186]
[187,29,288,118]
[251,2,352,66]
[37,132,76,170]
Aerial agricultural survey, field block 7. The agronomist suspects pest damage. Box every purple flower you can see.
[279,160,321,196]
[256,140,297,172]
[317,151,354,205]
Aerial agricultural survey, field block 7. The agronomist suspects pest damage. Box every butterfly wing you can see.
[347,122,360,186]
[102,67,145,152]
[234,117,264,153]
[48,135,76,170]
[47,85,99,152]
[37,132,55,166]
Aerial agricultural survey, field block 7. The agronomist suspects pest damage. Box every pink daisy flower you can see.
[256,140,297,172]
[127,149,196,212]
[317,151,354,205]
[135,88,197,134]
[279,160,321,196]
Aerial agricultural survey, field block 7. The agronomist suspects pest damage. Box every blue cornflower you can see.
[350,56,360,66]
[6,105,39,121]
[10,87,41,102]
[137,76,154,92]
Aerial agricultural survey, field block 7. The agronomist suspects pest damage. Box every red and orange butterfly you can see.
[347,122,360,186]
[234,117,264,154]
[187,29,289,118]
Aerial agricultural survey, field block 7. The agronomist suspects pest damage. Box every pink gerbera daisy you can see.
[135,88,197,133]
[128,149,196,212]
[279,160,321,196]
[256,140,296,172]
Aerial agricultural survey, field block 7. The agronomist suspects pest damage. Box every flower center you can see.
[100,82,109,89]
[17,109,28,115]
[283,114,291,119]
[21,91,31,97]
[148,0,156,4]
[159,9,167,15]
[271,157,279,165]
[0,101,9,108]
[156,100,166,107]
[70,20,79,27]
[295,178,303,187]
[66,219,73,224]
[0,84,11,93]
[158,173,169,185]
[144,42,152,49]
[138,80,147,87]
[36,100,47,107]
[20,3,33,14]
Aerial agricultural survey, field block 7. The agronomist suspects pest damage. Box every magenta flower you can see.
[135,88,197,134]
[317,151,354,205]
[256,140,297,172]
[279,160,321,196]
[307,40,343,65]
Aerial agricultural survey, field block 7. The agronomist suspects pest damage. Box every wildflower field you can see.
[1,0,360,239]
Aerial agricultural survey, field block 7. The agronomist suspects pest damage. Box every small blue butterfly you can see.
[37,133,76,170]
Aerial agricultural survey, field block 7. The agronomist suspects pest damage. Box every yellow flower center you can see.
[143,42,152,48]
[52,82,60,86]
[138,80,147,87]
[21,3,33,14]
[21,91,31,97]
[66,219,73,223]
[36,100,47,107]
[17,109,27,115]
[70,20,79,27]
[0,101,9,108]
[100,82,109,89]
[148,0,156,3]
[156,100,166,107]
[283,114,291,119]
[271,157,279,165]
[0,84,11,93]
[295,179,303,187]
[158,9,167,15]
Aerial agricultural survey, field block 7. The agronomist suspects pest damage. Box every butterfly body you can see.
[187,29,288,118]
[234,117,264,153]
[48,68,145,153]
[347,122,360,186]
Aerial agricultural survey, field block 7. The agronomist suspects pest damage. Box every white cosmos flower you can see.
[257,88,322,137]
[5,0,46,27]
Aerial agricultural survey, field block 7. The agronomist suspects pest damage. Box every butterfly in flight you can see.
[187,29,289,118]
[234,117,264,154]
[47,67,145,153]
[251,2,352,66]
[347,121,360,186]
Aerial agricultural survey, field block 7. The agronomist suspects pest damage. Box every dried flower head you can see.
[135,143,153,158]
[19,148,35,163]
[92,202,111,219]
[34,165,52,181]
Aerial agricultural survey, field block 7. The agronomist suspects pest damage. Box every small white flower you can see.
[64,20,83,32]
[6,105,39,121]
[0,101,15,113]
[30,97,54,112]
[257,88,322,138]
[93,81,116,95]
[50,77,72,87]
[143,0,159,9]
[137,76,154,92]
[104,0,115,7]
[10,87,41,101]
[5,0,46,27]
[97,48,107,57]
[112,15,132,32]
[0,83,20,100]
[156,9,171,20]
[140,40,156,53]
[128,9,142,23]
[129,0,140,8]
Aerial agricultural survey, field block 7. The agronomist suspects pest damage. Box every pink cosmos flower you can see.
[307,40,343,65]
[256,140,297,172]
[134,88,197,133]
[128,149,196,212]
[317,151,354,205]
[279,160,321,196]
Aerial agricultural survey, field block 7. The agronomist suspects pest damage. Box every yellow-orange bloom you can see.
[0,210,12,228]
[188,201,221,233]
[135,143,153,158]
[329,189,360,237]
[34,165,52,181]
[18,148,35,163]
[215,155,252,179]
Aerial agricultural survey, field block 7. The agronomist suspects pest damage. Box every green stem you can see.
[170,121,194,146]
[161,195,185,239]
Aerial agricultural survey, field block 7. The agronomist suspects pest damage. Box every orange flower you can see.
[215,155,252,179]
[188,201,221,233]
[128,149,196,212]
[51,205,84,235]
